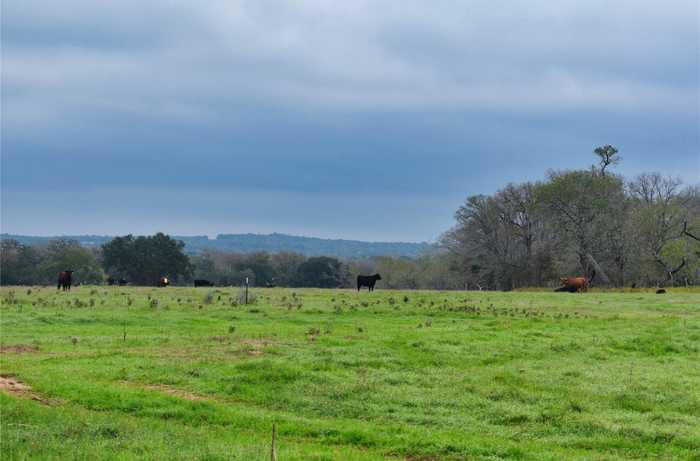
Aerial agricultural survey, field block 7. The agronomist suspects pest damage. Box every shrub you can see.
[3,290,17,305]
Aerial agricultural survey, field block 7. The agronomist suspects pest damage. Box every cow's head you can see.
[559,277,567,285]
[375,273,382,280]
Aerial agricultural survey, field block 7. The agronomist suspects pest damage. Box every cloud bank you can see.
[2,0,698,240]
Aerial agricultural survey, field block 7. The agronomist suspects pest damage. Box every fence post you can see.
[245,277,249,305]
[270,423,277,461]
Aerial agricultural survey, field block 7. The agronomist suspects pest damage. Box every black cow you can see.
[357,274,382,292]
[108,277,129,286]
[194,279,214,287]
[57,271,74,291]
[656,288,667,294]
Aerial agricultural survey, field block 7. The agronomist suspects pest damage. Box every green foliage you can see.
[593,144,621,176]
[294,256,346,288]
[38,239,105,285]
[0,239,103,285]
[0,240,40,285]
[102,233,191,285]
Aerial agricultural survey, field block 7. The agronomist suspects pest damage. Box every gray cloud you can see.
[1,1,698,240]
[4,0,697,133]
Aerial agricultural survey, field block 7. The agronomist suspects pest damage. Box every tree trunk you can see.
[585,253,610,285]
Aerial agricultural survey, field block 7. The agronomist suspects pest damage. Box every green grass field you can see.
[1,286,699,460]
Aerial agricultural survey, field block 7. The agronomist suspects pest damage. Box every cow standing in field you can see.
[555,276,589,293]
[194,279,214,287]
[158,276,170,287]
[357,274,382,292]
[57,271,74,291]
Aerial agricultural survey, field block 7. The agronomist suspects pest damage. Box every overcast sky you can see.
[2,0,698,241]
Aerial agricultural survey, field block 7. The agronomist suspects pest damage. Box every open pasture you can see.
[1,286,699,460]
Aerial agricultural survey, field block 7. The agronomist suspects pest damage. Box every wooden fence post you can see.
[270,423,277,461]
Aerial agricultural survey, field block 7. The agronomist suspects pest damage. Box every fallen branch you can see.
[683,221,700,243]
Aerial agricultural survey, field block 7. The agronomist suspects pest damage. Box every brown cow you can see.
[158,276,170,287]
[556,276,589,293]
[58,271,74,291]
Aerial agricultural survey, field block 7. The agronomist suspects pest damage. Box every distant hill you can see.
[1,233,436,259]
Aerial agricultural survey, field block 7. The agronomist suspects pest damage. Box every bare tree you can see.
[627,174,690,285]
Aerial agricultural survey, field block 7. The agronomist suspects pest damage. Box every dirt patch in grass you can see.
[119,380,209,402]
[0,344,39,354]
[235,338,278,356]
[143,383,208,401]
[0,375,49,404]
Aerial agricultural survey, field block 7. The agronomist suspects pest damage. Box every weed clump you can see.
[3,290,17,305]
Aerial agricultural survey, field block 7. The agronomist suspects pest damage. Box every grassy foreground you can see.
[1,286,699,460]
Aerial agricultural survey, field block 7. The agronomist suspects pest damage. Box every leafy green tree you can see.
[294,256,344,288]
[1,239,41,285]
[271,252,306,286]
[535,170,625,282]
[191,252,217,282]
[242,252,276,286]
[102,233,191,285]
[38,239,104,284]
[593,145,621,176]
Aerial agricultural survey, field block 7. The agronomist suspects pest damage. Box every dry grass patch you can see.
[0,375,49,405]
[118,380,210,402]
[0,344,39,354]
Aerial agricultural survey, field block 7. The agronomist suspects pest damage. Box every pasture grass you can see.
[1,286,699,460]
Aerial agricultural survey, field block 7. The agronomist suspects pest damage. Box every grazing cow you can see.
[556,276,589,293]
[656,288,666,294]
[158,276,170,287]
[194,279,214,287]
[357,274,382,292]
[57,271,74,291]
[107,277,116,286]
[118,279,128,286]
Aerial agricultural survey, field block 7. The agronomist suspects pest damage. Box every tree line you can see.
[441,147,700,290]
[0,232,357,288]
[1,146,698,289]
